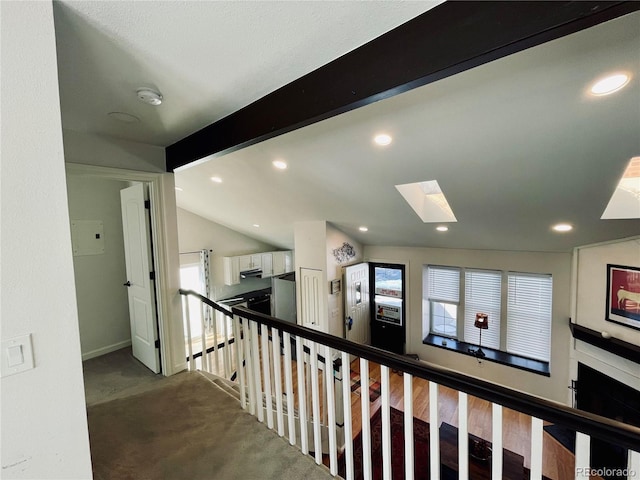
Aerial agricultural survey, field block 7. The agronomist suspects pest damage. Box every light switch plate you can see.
[1,334,34,377]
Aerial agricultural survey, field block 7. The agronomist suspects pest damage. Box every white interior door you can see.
[299,267,326,332]
[120,184,160,373]
[344,263,370,344]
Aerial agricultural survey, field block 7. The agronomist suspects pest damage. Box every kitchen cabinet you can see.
[238,254,261,272]
[223,256,240,285]
[224,250,293,285]
[261,253,273,278]
[272,251,292,276]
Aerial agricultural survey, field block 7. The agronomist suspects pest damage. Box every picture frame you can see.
[330,279,341,295]
[605,264,640,331]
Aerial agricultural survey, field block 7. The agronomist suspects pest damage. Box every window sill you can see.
[423,334,550,377]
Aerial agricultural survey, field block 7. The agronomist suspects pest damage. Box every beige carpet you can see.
[87,371,333,480]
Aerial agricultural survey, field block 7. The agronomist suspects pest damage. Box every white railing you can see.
[180,290,640,480]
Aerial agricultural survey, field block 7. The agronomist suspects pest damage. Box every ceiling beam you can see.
[166,1,638,171]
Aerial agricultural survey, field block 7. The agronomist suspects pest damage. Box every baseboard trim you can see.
[82,340,132,361]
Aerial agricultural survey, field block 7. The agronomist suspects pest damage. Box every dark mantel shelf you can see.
[569,321,640,365]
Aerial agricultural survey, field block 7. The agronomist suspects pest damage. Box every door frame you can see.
[66,163,186,376]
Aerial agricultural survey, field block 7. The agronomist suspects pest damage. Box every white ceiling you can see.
[54,3,640,253]
[54,0,441,146]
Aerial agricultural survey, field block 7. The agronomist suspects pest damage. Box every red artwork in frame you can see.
[606,264,640,330]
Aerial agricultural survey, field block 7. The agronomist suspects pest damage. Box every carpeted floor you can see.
[87,371,333,480]
[82,347,165,406]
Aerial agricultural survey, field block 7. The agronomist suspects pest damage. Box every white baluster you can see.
[183,296,194,371]
[574,431,590,480]
[243,317,255,415]
[324,346,337,476]
[360,358,372,480]
[429,381,440,480]
[404,373,414,480]
[296,337,309,455]
[381,365,391,480]
[272,328,284,436]
[491,403,503,480]
[629,449,640,480]
[233,315,246,409]
[250,320,263,422]
[200,302,209,372]
[310,342,322,465]
[211,307,219,375]
[222,312,231,378]
[341,352,354,480]
[458,392,469,480]
[261,324,273,429]
[283,332,296,445]
[530,416,544,480]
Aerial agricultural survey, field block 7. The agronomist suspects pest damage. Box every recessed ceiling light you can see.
[374,134,392,146]
[552,223,573,232]
[175,186,183,192]
[273,160,287,170]
[136,87,163,106]
[436,226,449,232]
[359,226,369,232]
[210,176,222,183]
[253,224,260,228]
[590,73,630,96]
[107,111,140,123]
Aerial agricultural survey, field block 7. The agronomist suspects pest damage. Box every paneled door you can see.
[120,184,160,373]
[344,263,370,344]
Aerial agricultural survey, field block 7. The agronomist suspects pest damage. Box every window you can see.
[464,270,501,349]
[506,273,552,362]
[423,264,553,373]
[426,266,460,338]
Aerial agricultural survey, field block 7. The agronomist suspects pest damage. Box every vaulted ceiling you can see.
[54,2,640,252]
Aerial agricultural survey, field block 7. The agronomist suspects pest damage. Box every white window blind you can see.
[427,266,460,303]
[506,273,552,362]
[464,270,501,349]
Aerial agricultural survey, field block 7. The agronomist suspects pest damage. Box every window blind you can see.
[506,273,552,362]
[427,266,460,303]
[464,270,501,349]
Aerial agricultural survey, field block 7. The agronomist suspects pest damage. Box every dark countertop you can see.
[218,288,271,306]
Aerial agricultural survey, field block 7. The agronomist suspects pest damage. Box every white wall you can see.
[326,224,363,337]
[63,129,165,173]
[0,2,93,478]
[571,237,640,391]
[365,245,572,403]
[177,208,276,299]
[66,176,131,359]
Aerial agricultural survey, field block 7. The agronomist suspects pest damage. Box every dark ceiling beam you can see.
[166,1,639,171]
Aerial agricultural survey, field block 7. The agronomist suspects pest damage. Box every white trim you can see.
[81,340,132,361]
[66,162,185,376]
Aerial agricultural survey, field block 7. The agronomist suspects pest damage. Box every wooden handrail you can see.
[179,288,233,317]
[232,306,640,451]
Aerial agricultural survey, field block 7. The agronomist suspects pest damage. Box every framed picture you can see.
[330,279,341,295]
[606,264,640,330]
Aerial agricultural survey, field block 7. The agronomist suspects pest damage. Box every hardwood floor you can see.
[346,360,577,480]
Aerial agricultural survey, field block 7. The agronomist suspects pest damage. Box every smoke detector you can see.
[136,87,163,106]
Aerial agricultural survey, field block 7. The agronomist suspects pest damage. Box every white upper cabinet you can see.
[224,250,293,285]
[261,252,273,278]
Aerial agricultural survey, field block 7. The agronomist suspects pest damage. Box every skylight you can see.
[601,156,640,219]
[395,180,457,223]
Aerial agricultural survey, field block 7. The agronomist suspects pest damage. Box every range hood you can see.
[240,268,262,279]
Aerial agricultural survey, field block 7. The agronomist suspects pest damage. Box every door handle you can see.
[123,281,132,287]
[346,316,353,331]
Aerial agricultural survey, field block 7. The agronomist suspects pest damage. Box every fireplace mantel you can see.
[569,320,640,365]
